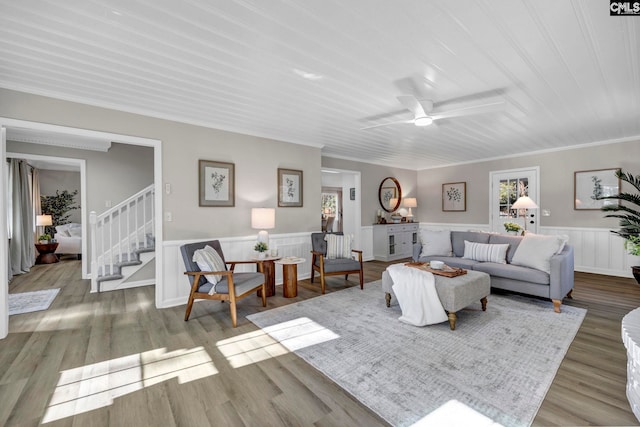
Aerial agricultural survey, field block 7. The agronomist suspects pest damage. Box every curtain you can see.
[32,168,41,242]
[8,159,34,276]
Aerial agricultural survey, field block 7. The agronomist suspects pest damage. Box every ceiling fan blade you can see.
[431,99,505,120]
[397,95,426,118]
[360,119,414,130]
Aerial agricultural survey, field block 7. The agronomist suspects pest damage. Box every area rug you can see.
[9,288,60,315]
[247,281,586,427]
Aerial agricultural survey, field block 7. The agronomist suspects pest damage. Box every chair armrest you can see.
[184,270,232,277]
[311,250,325,257]
[351,249,363,262]
[226,260,262,272]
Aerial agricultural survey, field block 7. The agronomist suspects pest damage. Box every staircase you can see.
[90,185,155,293]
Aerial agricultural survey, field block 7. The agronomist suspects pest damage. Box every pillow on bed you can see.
[55,224,71,237]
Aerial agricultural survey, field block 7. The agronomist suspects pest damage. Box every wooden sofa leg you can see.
[552,299,561,313]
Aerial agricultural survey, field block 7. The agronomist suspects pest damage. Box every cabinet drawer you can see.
[387,224,418,233]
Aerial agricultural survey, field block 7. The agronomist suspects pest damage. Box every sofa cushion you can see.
[419,229,452,257]
[473,262,550,285]
[463,241,509,264]
[488,234,522,263]
[511,234,564,274]
[451,231,490,257]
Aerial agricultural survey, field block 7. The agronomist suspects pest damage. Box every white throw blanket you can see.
[387,263,448,326]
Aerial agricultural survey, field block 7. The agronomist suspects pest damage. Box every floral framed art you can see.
[442,182,466,212]
[278,168,303,207]
[574,168,620,210]
[199,160,235,207]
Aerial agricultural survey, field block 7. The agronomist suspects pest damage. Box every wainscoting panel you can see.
[160,233,312,308]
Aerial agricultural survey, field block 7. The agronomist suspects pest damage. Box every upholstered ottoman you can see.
[382,266,491,330]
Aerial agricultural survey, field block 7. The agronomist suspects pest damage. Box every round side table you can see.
[35,242,60,264]
[275,257,305,298]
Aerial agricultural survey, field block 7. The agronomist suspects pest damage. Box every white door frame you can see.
[489,166,540,234]
[0,117,163,340]
[320,168,361,248]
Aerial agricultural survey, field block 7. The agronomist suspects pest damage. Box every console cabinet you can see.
[373,223,419,261]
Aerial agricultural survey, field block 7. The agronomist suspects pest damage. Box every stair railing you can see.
[90,184,155,292]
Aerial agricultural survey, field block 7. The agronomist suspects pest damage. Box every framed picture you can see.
[442,182,466,212]
[199,160,235,207]
[574,168,620,210]
[278,168,303,207]
[350,187,356,200]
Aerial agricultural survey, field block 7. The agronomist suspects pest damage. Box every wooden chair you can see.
[310,232,363,294]
[180,240,266,327]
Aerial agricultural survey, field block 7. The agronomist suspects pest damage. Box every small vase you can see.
[632,266,640,285]
[258,252,266,259]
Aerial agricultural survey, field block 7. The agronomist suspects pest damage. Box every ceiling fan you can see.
[361,94,505,130]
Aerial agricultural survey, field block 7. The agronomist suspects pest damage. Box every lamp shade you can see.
[511,196,539,210]
[403,198,417,208]
[36,214,53,226]
[251,208,275,230]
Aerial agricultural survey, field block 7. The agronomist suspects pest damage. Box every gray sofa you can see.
[413,231,574,312]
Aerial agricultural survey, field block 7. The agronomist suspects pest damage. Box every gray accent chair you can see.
[180,240,266,327]
[310,232,364,294]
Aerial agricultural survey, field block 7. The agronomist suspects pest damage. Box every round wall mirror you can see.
[378,177,402,212]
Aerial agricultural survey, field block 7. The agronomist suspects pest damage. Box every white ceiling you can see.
[1,0,638,170]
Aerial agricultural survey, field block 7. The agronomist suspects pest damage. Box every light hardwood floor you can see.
[1,259,639,426]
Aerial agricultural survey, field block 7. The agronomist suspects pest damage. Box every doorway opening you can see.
[321,187,342,232]
[489,167,540,234]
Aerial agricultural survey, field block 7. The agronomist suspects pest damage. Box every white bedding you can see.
[387,263,448,326]
[54,223,82,255]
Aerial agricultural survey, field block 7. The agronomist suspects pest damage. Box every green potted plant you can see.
[38,234,51,244]
[503,222,522,235]
[254,241,268,259]
[598,169,640,283]
[40,189,79,237]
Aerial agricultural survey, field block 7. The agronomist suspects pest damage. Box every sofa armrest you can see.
[413,243,422,261]
[549,245,574,301]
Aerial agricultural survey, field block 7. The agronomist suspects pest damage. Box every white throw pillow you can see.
[192,245,226,289]
[511,234,563,273]
[462,241,509,264]
[325,234,353,259]
[419,229,452,257]
[68,227,82,237]
[524,232,569,254]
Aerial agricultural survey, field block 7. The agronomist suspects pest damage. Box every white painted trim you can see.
[0,117,163,340]
[0,127,7,339]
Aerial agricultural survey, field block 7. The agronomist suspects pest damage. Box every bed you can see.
[54,223,82,259]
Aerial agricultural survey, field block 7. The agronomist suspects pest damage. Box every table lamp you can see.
[251,208,275,245]
[403,198,417,222]
[511,196,538,232]
[36,214,53,237]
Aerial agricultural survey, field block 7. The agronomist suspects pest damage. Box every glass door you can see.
[490,167,539,234]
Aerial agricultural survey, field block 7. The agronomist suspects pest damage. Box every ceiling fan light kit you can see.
[414,116,433,127]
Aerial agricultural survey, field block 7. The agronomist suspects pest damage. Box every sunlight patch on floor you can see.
[42,347,217,423]
[411,399,504,427]
[217,317,340,368]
